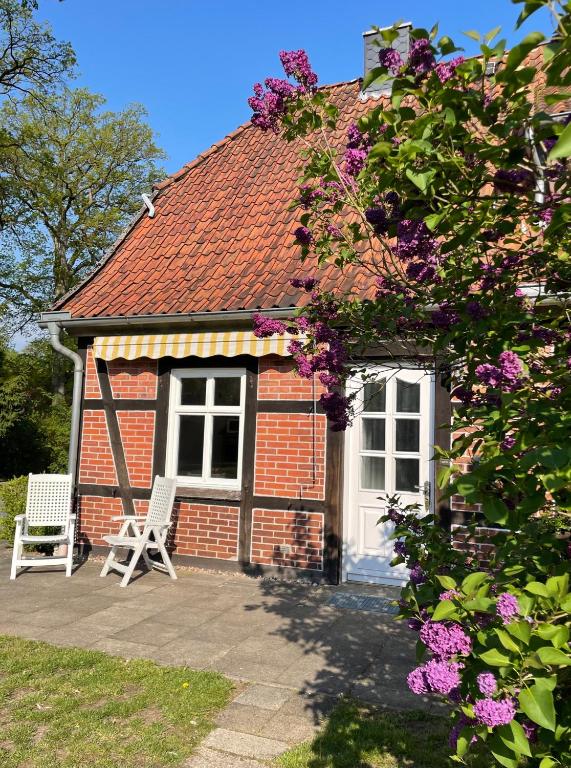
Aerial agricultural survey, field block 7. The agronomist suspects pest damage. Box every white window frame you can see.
[166,368,246,489]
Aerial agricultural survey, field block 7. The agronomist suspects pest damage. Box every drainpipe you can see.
[40,311,84,482]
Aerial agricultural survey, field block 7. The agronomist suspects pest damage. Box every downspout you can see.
[41,313,84,481]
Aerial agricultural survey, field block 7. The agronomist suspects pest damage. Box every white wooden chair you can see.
[10,473,75,580]
[100,476,177,587]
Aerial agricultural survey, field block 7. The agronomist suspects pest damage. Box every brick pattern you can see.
[451,525,500,569]
[450,420,482,517]
[258,356,325,400]
[251,508,323,570]
[77,495,123,546]
[84,347,102,399]
[170,502,239,559]
[117,411,155,488]
[254,412,326,499]
[108,358,158,399]
[78,411,117,485]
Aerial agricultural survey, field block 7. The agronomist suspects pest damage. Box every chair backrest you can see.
[145,476,177,528]
[26,473,73,526]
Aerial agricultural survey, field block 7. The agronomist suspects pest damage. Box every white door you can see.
[343,365,434,585]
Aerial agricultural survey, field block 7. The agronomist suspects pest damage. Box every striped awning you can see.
[93,331,299,361]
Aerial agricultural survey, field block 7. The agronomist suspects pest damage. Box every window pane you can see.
[177,415,204,476]
[395,458,419,492]
[362,418,385,451]
[211,415,240,479]
[181,378,206,405]
[214,377,241,406]
[395,419,420,452]
[363,381,386,412]
[396,379,420,413]
[361,456,385,490]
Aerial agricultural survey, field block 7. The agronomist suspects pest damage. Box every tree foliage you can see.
[248,0,570,765]
[0,87,165,329]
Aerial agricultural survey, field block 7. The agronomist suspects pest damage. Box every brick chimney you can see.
[361,22,412,99]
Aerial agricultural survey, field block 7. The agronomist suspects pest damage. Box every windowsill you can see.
[175,485,242,501]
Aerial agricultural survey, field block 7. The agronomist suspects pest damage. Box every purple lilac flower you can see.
[290,276,318,291]
[253,314,287,338]
[475,363,503,388]
[365,206,390,235]
[294,226,313,245]
[318,372,340,388]
[435,56,465,83]
[410,563,426,586]
[499,351,523,383]
[474,697,516,727]
[501,435,516,451]
[386,507,405,525]
[394,540,407,558]
[439,589,461,601]
[496,593,519,624]
[477,672,497,697]
[538,207,553,224]
[408,617,423,631]
[420,621,472,659]
[279,49,318,88]
[395,219,436,261]
[344,147,368,176]
[407,666,429,695]
[522,720,538,743]
[319,391,350,431]
[378,47,403,74]
[326,224,342,238]
[408,38,436,76]
[466,300,488,321]
[493,168,535,193]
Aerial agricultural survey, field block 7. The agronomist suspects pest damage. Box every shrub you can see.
[0,475,57,553]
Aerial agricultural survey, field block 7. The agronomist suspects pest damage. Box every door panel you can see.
[343,365,433,584]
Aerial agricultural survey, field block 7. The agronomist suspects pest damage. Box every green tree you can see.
[249,1,570,765]
[0,87,165,333]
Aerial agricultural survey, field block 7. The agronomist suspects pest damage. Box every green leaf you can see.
[537,647,571,666]
[432,599,457,621]
[482,496,509,524]
[504,31,545,71]
[484,26,502,43]
[495,628,520,653]
[489,733,520,768]
[436,574,457,590]
[525,581,550,597]
[480,648,511,666]
[539,757,557,768]
[506,621,531,645]
[405,168,435,192]
[362,66,390,92]
[464,30,481,41]
[547,120,571,160]
[519,682,556,731]
[461,571,489,594]
[497,720,532,757]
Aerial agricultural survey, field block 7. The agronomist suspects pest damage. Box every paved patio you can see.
[0,546,436,765]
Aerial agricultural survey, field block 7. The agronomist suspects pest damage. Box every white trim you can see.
[166,368,246,490]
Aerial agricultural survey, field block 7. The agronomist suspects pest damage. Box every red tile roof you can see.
[58,80,372,319]
[57,50,569,321]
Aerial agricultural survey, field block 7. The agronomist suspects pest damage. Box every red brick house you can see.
[40,27,560,584]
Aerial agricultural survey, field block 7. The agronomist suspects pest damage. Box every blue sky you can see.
[38,0,555,176]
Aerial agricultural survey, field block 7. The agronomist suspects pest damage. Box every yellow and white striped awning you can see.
[93,331,300,361]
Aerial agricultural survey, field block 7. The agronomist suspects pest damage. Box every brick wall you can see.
[254,412,326,500]
[171,502,239,559]
[451,525,500,568]
[117,411,155,488]
[84,347,102,399]
[251,508,323,570]
[77,495,123,546]
[78,411,118,485]
[108,358,158,399]
[258,355,325,400]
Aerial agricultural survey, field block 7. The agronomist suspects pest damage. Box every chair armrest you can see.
[14,514,25,523]
[69,514,77,522]
[111,515,146,521]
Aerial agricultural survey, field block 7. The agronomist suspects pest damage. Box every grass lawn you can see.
[277,700,490,768]
[0,634,232,768]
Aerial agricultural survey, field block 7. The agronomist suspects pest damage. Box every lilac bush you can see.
[249,3,571,765]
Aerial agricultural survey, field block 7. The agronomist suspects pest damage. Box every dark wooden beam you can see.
[96,358,136,516]
[238,360,258,565]
[257,400,325,414]
[323,426,344,584]
[83,399,158,411]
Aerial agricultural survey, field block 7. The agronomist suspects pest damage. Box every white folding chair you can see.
[100,476,177,587]
[10,473,75,580]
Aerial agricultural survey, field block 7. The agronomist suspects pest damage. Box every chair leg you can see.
[155,537,177,581]
[120,539,147,588]
[66,521,75,577]
[10,537,20,580]
[100,546,119,577]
